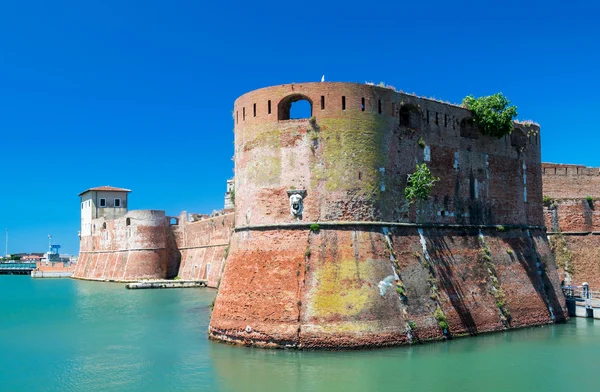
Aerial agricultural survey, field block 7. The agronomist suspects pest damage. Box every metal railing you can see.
[0,262,36,270]
[563,284,600,309]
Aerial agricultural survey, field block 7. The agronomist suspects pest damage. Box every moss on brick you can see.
[319,113,389,195]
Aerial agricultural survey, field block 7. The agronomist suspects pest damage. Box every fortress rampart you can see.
[543,163,600,288]
[208,82,566,349]
[74,206,234,288]
[171,212,234,287]
[74,210,177,281]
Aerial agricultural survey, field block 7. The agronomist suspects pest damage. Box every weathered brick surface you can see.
[74,209,234,286]
[74,210,174,281]
[172,212,234,288]
[209,82,562,349]
[209,227,565,348]
[231,82,541,228]
[542,163,600,288]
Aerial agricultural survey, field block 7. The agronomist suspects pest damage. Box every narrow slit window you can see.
[444,114,447,127]
[435,112,439,125]
[361,97,365,112]
[321,96,325,110]
[378,99,382,114]
[342,96,346,110]
[253,103,256,117]
[268,100,272,114]
[243,107,246,121]
[426,110,430,124]
[236,111,238,124]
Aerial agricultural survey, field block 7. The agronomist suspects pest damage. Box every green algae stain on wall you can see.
[319,114,389,195]
[247,155,281,186]
[311,258,375,318]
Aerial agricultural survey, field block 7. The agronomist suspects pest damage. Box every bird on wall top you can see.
[321,75,325,82]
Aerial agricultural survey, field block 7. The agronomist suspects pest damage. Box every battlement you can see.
[542,163,600,176]
[233,82,540,149]
[542,163,600,200]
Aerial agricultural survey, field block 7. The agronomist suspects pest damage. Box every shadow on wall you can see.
[426,231,479,335]
[504,233,567,323]
[166,228,181,279]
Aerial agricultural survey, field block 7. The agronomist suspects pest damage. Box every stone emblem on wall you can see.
[287,190,307,218]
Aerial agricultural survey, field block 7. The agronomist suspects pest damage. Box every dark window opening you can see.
[243,107,245,121]
[460,118,479,139]
[253,103,256,117]
[510,128,527,148]
[102,222,107,230]
[378,99,382,114]
[236,111,238,124]
[444,114,447,127]
[358,171,362,180]
[426,110,430,124]
[435,112,439,125]
[126,218,131,226]
[399,105,420,128]
[361,97,365,112]
[99,198,106,207]
[268,100,272,114]
[321,96,325,110]
[342,96,346,111]
[114,198,121,207]
[277,94,313,120]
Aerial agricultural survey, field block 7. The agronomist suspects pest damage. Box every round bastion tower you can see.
[209,82,567,349]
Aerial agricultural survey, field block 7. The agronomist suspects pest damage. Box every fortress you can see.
[207,82,566,348]
[74,81,600,349]
[73,185,234,288]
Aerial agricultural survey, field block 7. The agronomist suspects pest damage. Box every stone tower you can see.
[209,82,567,349]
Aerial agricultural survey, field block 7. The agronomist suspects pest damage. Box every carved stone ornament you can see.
[287,190,307,217]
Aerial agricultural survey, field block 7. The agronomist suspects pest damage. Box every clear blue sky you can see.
[0,0,598,254]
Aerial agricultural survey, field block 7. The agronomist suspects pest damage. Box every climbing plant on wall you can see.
[462,93,518,138]
[404,163,440,204]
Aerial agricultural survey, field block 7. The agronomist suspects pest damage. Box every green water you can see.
[1,276,599,392]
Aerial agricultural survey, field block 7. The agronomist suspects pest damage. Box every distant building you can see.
[224,179,234,210]
[79,186,131,237]
[22,254,43,261]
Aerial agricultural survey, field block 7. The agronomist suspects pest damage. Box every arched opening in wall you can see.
[460,118,479,139]
[399,105,420,129]
[126,218,131,226]
[511,128,527,149]
[170,217,179,225]
[278,94,313,120]
[102,222,106,230]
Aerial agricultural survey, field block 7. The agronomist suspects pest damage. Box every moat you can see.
[1,275,597,392]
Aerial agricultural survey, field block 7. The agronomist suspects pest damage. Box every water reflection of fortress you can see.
[74,82,599,349]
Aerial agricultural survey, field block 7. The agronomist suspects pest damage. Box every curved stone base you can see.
[208,226,567,349]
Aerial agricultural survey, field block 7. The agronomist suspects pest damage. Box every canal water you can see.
[1,275,599,392]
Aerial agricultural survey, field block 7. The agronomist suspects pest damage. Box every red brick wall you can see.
[210,227,565,348]
[74,210,171,281]
[231,82,542,228]
[172,212,234,288]
[542,163,600,288]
